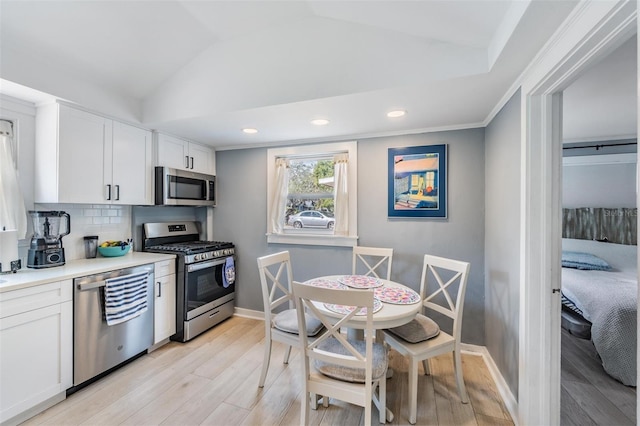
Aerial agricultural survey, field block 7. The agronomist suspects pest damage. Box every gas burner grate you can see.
[145,241,234,255]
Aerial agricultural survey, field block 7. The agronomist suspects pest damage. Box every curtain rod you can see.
[563,141,637,151]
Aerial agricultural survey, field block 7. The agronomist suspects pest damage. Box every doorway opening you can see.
[518,2,637,424]
[560,36,637,425]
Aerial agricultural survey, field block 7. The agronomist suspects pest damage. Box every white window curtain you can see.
[333,153,349,236]
[269,157,289,234]
[0,120,27,238]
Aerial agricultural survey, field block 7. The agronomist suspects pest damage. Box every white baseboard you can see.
[234,307,264,321]
[461,343,519,425]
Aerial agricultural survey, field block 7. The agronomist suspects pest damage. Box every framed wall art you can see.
[388,144,447,218]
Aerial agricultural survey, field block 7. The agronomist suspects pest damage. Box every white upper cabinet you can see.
[155,132,215,175]
[110,121,153,205]
[35,103,153,205]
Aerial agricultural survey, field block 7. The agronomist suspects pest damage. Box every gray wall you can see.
[211,128,486,345]
[484,89,521,398]
[563,162,636,208]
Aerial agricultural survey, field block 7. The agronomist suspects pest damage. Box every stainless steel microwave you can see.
[155,167,216,206]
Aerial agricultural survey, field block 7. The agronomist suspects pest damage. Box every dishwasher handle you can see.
[77,281,106,291]
[74,266,154,291]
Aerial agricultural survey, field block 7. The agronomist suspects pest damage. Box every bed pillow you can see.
[561,251,612,271]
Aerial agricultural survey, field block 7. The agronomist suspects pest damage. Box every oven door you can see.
[184,256,235,320]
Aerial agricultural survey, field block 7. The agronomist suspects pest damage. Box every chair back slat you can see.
[293,282,374,373]
[419,254,470,339]
[257,251,295,318]
[352,246,393,280]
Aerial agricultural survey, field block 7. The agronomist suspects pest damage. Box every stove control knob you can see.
[194,254,200,261]
[202,253,208,260]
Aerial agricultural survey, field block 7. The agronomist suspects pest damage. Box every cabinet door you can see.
[188,142,213,174]
[111,122,153,205]
[157,133,189,170]
[57,105,111,204]
[154,273,176,344]
[0,301,72,423]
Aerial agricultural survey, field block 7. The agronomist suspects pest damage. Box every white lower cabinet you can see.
[154,260,176,344]
[0,281,72,424]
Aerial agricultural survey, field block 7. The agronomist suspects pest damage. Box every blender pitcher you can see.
[27,211,71,268]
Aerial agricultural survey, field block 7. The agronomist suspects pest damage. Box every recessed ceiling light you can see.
[242,128,258,134]
[387,110,406,118]
[311,118,329,126]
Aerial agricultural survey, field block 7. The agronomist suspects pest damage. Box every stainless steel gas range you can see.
[142,222,235,342]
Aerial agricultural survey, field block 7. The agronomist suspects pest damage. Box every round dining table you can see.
[302,274,423,422]
[303,275,422,329]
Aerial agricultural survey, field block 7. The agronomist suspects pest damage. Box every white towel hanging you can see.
[104,271,149,326]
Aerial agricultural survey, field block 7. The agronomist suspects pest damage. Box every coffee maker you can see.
[27,211,70,269]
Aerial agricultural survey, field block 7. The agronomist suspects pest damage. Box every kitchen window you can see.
[0,118,27,238]
[266,141,358,247]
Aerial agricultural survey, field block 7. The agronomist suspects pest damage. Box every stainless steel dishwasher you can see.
[73,263,154,387]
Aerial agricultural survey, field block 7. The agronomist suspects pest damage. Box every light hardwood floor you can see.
[561,328,636,426]
[23,316,513,426]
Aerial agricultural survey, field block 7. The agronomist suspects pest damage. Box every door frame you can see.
[518,1,637,424]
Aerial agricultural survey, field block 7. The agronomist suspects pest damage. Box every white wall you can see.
[1,46,141,123]
[563,162,636,208]
[485,89,521,398]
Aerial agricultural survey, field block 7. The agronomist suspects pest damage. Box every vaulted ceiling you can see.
[3,0,628,150]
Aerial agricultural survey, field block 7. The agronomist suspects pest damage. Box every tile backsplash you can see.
[19,204,133,263]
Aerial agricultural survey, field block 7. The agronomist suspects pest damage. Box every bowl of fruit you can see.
[97,240,131,257]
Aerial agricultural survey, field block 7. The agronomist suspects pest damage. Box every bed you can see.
[561,237,637,386]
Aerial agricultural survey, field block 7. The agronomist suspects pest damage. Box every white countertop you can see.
[0,252,176,292]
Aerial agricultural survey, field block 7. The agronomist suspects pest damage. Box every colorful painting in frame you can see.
[388,144,447,218]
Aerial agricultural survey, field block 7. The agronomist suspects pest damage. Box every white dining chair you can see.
[382,254,470,424]
[352,246,394,280]
[256,251,324,388]
[293,281,388,425]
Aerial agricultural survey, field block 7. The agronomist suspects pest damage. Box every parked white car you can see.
[287,210,335,229]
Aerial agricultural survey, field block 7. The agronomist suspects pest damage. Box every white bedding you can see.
[562,238,637,386]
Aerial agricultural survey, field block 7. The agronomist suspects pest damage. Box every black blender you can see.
[27,211,70,268]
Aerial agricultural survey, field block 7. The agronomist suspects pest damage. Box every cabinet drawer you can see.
[155,259,175,278]
[0,281,72,319]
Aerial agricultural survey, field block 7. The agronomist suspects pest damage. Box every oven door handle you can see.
[187,258,227,272]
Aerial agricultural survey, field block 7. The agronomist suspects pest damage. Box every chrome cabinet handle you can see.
[105,184,111,200]
[157,281,162,297]
[190,157,194,169]
[185,156,189,168]
[115,185,120,201]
